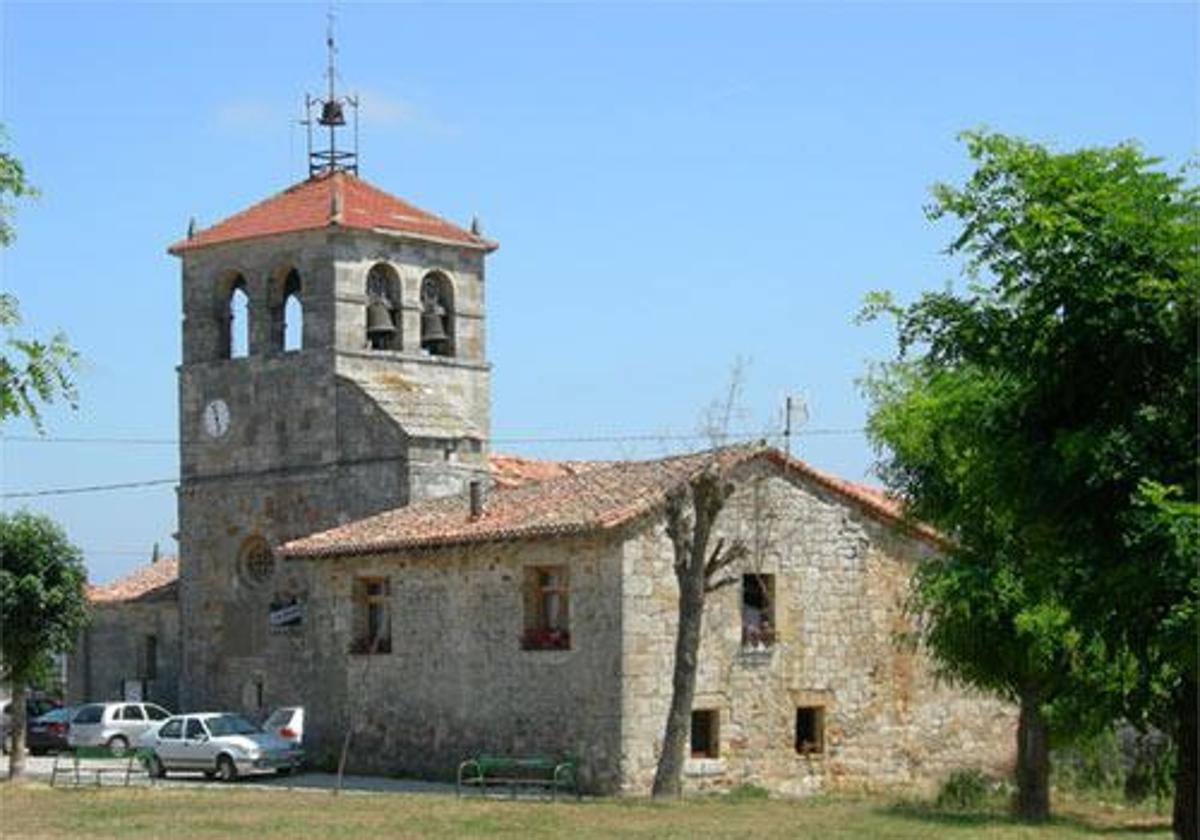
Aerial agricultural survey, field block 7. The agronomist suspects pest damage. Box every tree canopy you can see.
[1,129,78,429]
[861,131,1198,834]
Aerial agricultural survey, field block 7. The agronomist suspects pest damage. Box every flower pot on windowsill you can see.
[521,627,570,651]
[741,625,777,652]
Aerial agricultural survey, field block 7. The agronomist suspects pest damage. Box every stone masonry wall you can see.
[618,464,1016,795]
[287,534,626,791]
[67,596,180,711]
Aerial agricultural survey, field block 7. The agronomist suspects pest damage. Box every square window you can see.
[742,573,776,648]
[795,706,825,755]
[351,577,392,654]
[690,709,720,758]
[522,566,570,650]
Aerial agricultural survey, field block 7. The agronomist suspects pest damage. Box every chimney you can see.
[469,480,484,519]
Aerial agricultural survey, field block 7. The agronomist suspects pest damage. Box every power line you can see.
[2,478,177,500]
[2,427,866,447]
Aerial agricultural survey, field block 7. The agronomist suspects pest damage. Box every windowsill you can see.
[684,757,725,777]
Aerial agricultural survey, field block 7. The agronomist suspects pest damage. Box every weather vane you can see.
[302,7,359,176]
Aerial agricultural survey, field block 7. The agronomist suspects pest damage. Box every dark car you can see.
[27,706,74,756]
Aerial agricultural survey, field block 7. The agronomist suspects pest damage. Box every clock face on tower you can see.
[202,399,231,439]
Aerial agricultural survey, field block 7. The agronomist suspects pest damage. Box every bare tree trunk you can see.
[7,683,26,779]
[651,551,706,797]
[651,467,746,798]
[1014,686,1050,821]
[1173,675,1197,840]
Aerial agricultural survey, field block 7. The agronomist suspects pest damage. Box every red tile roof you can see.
[489,453,606,489]
[278,446,941,560]
[168,171,497,254]
[88,557,179,604]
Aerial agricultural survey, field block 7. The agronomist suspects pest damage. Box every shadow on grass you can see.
[880,799,1170,836]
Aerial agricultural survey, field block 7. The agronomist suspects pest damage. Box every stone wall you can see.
[283,534,627,791]
[67,595,181,711]
[618,463,1016,795]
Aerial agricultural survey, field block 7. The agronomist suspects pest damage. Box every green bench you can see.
[50,746,149,787]
[456,754,580,800]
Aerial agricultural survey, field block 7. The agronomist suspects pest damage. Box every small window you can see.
[158,718,183,739]
[351,577,392,654]
[522,566,570,650]
[145,705,170,721]
[185,719,207,740]
[121,705,145,721]
[690,709,720,758]
[144,634,158,680]
[742,573,776,648]
[795,706,825,755]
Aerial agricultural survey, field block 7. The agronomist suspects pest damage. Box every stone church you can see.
[69,66,1014,793]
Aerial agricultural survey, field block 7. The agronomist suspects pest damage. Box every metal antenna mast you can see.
[302,7,359,177]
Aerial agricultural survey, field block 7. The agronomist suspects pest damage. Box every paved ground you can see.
[1,752,455,795]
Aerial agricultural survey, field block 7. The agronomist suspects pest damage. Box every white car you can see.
[138,712,302,781]
[262,707,304,752]
[68,702,172,754]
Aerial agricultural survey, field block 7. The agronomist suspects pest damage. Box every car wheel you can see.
[106,735,129,756]
[217,755,238,783]
[275,767,292,776]
[148,754,167,779]
[30,747,47,757]
[203,770,217,781]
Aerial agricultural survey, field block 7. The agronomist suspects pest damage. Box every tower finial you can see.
[303,4,359,178]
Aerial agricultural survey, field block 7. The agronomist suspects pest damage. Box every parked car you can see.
[67,702,172,754]
[262,707,304,751]
[2,696,61,754]
[137,712,302,781]
[27,706,75,756]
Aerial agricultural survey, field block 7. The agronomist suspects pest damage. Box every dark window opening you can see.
[522,566,570,650]
[144,635,158,681]
[795,706,825,755]
[742,573,776,648]
[690,709,720,758]
[351,577,392,654]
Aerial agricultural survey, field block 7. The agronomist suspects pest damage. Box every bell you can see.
[319,99,346,127]
[421,305,449,346]
[366,301,396,340]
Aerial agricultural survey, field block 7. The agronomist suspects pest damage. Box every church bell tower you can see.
[170,30,496,711]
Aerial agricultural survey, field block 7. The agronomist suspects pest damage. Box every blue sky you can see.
[1,1,1195,583]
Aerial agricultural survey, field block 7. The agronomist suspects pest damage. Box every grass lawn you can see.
[0,783,1172,839]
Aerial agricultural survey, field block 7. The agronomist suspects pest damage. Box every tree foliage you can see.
[0,129,78,429]
[0,511,89,776]
[861,131,1198,834]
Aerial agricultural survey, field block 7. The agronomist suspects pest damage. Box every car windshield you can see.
[205,715,260,737]
[36,707,72,723]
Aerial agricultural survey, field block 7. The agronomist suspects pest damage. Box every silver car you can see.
[138,713,301,781]
[67,702,172,754]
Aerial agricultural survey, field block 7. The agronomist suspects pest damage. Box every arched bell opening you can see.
[221,274,250,360]
[282,269,303,352]
[365,263,402,351]
[420,272,455,357]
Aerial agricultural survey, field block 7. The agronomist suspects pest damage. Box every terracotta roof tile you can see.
[88,557,179,604]
[279,446,940,559]
[168,171,496,254]
[488,453,607,489]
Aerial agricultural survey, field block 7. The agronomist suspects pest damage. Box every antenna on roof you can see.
[302,5,359,177]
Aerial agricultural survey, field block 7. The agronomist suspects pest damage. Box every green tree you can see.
[0,511,89,778]
[861,132,1198,835]
[1,130,78,428]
